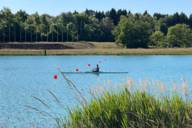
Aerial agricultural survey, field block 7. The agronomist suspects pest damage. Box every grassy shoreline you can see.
[1,48,192,55]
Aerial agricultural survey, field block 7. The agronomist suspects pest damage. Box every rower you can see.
[92,64,100,72]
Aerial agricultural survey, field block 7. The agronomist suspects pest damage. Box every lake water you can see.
[1,55,192,128]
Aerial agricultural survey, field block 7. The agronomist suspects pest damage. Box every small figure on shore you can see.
[92,64,100,72]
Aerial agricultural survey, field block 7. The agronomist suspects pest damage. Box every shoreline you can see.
[0,48,192,55]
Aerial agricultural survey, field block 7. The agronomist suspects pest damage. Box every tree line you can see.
[1,8,192,48]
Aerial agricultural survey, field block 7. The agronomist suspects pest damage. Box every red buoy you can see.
[53,74,58,80]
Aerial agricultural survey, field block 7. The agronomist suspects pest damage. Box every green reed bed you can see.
[29,71,192,128]
[57,87,192,128]
[52,72,192,128]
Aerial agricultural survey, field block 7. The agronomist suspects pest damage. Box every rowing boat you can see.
[61,71,129,74]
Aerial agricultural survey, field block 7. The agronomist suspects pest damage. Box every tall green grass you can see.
[59,89,192,128]
[55,72,192,128]
[28,69,192,128]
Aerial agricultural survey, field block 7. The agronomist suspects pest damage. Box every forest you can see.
[0,8,192,48]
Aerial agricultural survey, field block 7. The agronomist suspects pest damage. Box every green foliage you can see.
[0,8,115,42]
[114,16,152,48]
[167,24,192,47]
[1,8,192,48]
[61,90,192,128]
[150,31,167,47]
[159,13,189,34]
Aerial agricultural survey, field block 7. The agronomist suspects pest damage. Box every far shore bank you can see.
[1,48,192,55]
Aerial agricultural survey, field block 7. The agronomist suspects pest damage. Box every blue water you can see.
[1,55,192,127]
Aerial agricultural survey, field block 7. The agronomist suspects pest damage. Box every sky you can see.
[0,0,192,16]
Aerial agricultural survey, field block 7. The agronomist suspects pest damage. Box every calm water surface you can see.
[1,55,192,127]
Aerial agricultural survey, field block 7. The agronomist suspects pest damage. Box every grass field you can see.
[1,42,192,55]
[47,48,192,55]
[1,48,192,55]
[0,49,45,55]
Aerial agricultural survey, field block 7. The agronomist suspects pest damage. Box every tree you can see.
[153,13,167,20]
[107,8,118,25]
[0,8,15,42]
[1,7,192,46]
[95,11,105,21]
[116,9,127,23]
[39,14,51,41]
[15,10,28,41]
[167,24,192,47]
[189,14,192,28]
[179,12,188,24]
[15,10,28,22]
[85,9,95,16]
[159,13,189,34]
[66,22,78,41]
[74,13,89,41]
[113,16,152,48]
[100,17,114,41]
[150,31,166,47]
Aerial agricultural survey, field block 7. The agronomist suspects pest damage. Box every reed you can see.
[59,88,192,128]
[57,75,192,128]
[27,69,192,128]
